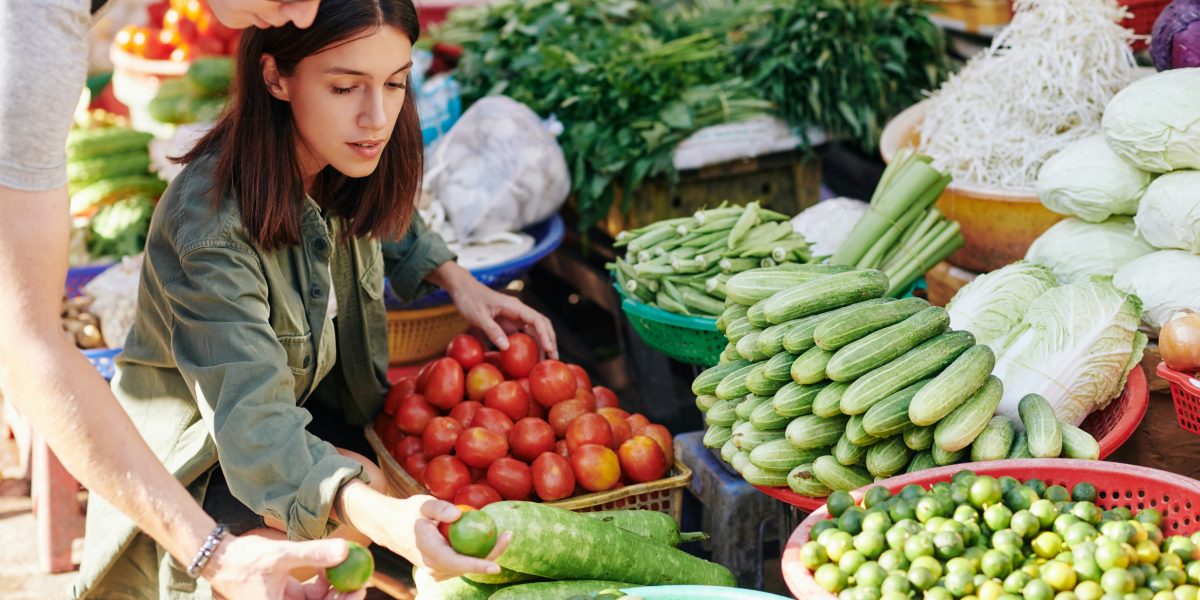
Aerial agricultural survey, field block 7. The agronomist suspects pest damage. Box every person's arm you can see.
[0,186,358,599]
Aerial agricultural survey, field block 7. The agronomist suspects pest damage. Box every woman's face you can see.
[268,26,414,181]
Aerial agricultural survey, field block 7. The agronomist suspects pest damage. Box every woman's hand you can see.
[428,261,558,358]
[206,536,367,600]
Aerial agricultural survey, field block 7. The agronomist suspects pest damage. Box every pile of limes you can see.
[798,471,1200,600]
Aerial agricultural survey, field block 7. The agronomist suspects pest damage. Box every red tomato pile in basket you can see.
[373,334,674,508]
[116,0,240,62]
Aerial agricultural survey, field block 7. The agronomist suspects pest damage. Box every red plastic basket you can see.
[1159,362,1200,435]
[755,366,1149,513]
[782,458,1200,599]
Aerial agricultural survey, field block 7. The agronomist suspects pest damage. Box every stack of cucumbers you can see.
[610,201,812,317]
[416,502,734,600]
[66,123,164,217]
[691,266,1100,496]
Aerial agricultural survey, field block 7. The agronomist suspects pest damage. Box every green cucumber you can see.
[866,436,911,478]
[704,399,738,427]
[732,451,751,474]
[66,127,154,159]
[725,267,843,305]
[718,304,749,332]
[745,365,788,396]
[825,306,950,382]
[813,381,850,418]
[724,317,756,344]
[790,346,834,385]
[813,296,929,351]
[862,380,927,439]
[833,434,868,466]
[1060,423,1100,460]
[785,414,849,450]
[762,270,890,325]
[781,298,891,354]
[750,401,791,431]
[756,322,791,357]
[692,360,751,396]
[414,568,504,599]
[904,425,934,452]
[580,510,696,548]
[734,422,785,451]
[845,414,880,447]
[1008,430,1033,459]
[813,455,873,492]
[742,463,790,487]
[703,425,732,449]
[735,394,770,421]
[933,376,1003,453]
[720,438,738,464]
[931,444,965,466]
[788,462,833,497]
[970,416,1016,463]
[907,451,937,473]
[736,332,769,361]
[720,344,741,364]
[840,331,976,415]
[908,344,996,427]
[1019,393,1063,459]
[763,351,797,382]
[747,300,771,328]
[482,502,734,586]
[695,394,719,413]
[772,382,824,418]
[714,361,762,400]
[488,580,636,600]
[750,440,825,472]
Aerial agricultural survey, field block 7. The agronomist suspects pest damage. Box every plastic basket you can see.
[66,264,123,380]
[613,283,726,367]
[754,366,1149,512]
[365,425,691,522]
[619,586,791,599]
[1122,0,1171,49]
[1159,362,1200,435]
[782,458,1200,599]
[383,214,565,310]
[386,304,470,366]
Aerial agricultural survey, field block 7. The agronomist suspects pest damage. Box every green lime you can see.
[1170,538,1199,563]
[916,496,941,523]
[983,548,1013,578]
[812,519,838,541]
[1013,510,1042,539]
[947,556,975,576]
[1148,573,1174,593]
[814,562,847,593]
[1006,486,1039,512]
[889,498,917,523]
[801,541,828,569]
[963,521,983,547]
[903,532,935,561]
[924,586,953,600]
[951,484,972,508]
[1045,559,1078,591]
[840,507,867,535]
[863,510,892,534]
[1101,568,1135,595]
[854,531,886,559]
[978,580,1005,600]
[986,504,1015,531]
[855,560,887,588]
[925,516,948,533]
[1098,541,1132,570]
[325,541,375,593]
[863,485,891,509]
[1075,580,1104,600]
[1138,540,1165,565]
[1188,561,1200,585]
[1026,479,1047,496]
[1034,531,1065,559]
[1076,555,1104,583]
[1166,567,1189,587]
[945,569,976,597]
[1073,483,1098,503]
[1045,485,1071,503]
[956,503,981,524]
[1074,502,1103,526]
[911,555,943,579]
[1056,513,1082,535]
[907,566,936,591]
[827,490,855,518]
[885,524,911,552]
[899,484,924,502]
[882,572,911,596]
[1139,509,1165,528]
[448,510,498,558]
[878,548,908,572]
[935,530,966,560]
[1031,499,1059,528]
[971,476,1003,509]
[1004,569,1032,594]
[838,549,866,574]
[1175,584,1199,600]
[1164,553,1187,573]
[993,529,1025,554]
[1067,522,1099,549]
[1024,577,1055,600]
[825,531,855,562]
[954,469,978,485]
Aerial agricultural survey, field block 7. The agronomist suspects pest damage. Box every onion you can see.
[1160,311,1200,374]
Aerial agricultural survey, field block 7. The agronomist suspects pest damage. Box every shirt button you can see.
[313,238,329,256]
[310,285,322,299]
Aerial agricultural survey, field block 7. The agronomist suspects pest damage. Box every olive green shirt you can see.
[71,155,455,599]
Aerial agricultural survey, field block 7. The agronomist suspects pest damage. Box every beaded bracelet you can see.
[187,523,228,579]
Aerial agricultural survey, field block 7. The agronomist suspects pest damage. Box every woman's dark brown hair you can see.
[181,0,422,249]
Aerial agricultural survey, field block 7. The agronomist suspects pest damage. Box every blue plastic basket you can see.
[66,263,122,381]
[383,214,565,310]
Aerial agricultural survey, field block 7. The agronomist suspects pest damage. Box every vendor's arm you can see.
[383,215,558,357]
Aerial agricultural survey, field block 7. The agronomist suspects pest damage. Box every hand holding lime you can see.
[448,510,499,558]
[325,541,374,593]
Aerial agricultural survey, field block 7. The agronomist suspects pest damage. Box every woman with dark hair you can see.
[72,1,552,597]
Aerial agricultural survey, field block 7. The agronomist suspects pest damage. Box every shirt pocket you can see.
[277,332,315,398]
[357,241,386,302]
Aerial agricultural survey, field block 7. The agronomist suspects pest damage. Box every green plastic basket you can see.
[614,282,726,367]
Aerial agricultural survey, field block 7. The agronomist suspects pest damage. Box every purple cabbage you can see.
[1151,0,1200,71]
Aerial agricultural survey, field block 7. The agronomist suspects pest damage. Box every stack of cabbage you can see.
[691,266,1098,495]
[1030,67,1200,332]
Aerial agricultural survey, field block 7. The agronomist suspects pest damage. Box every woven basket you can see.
[365,426,691,523]
[386,304,470,366]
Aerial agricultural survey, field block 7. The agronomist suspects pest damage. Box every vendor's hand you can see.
[372,495,512,581]
[206,536,366,600]
[430,262,558,358]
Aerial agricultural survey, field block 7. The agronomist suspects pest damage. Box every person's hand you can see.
[438,265,558,358]
[205,535,367,600]
[371,495,511,581]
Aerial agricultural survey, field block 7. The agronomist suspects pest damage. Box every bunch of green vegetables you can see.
[87,196,156,260]
[435,0,773,233]
[830,150,963,297]
[609,202,811,317]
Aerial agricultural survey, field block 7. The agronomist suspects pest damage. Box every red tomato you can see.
[404,452,430,485]
[547,399,591,439]
[417,360,436,391]
[517,378,532,396]
[384,378,418,416]
[446,334,485,370]
[554,440,570,458]
[373,415,388,439]
[437,504,475,542]
[626,413,651,433]
[424,455,471,500]
[482,351,504,371]
[449,400,481,428]
[391,435,423,460]
[115,25,140,54]
[465,363,504,403]
[128,27,150,56]
[422,417,463,457]
[382,420,404,448]
[529,360,578,408]
[469,466,486,483]
[191,35,224,57]
[169,43,193,62]
[486,457,533,501]
[566,413,613,453]
[618,436,668,483]
[484,381,531,422]
[639,424,674,462]
[570,444,621,492]
[395,394,438,435]
[574,388,596,411]
[143,29,175,60]
[500,333,540,379]
[182,0,205,22]
[468,407,514,437]
[531,452,575,501]
[455,427,508,469]
[423,358,465,410]
[526,395,546,420]
[567,364,592,390]
[593,386,620,410]
[508,417,555,462]
[453,483,502,509]
[596,408,632,448]
[147,0,169,25]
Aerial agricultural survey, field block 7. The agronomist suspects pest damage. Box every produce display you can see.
[114,0,239,62]
[148,56,233,125]
[1160,312,1200,375]
[946,262,1058,350]
[1024,218,1155,285]
[373,334,677,505]
[789,198,868,259]
[796,471,1200,600]
[1133,172,1200,255]
[61,296,106,351]
[918,0,1135,191]
[1034,135,1150,224]
[1151,0,1200,70]
[610,202,811,317]
[1114,252,1200,332]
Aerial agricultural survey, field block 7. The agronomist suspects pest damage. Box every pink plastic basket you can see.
[782,458,1200,599]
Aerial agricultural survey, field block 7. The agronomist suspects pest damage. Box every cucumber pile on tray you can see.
[798,471,1200,600]
[414,502,732,600]
[610,201,812,317]
[692,267,1099,496]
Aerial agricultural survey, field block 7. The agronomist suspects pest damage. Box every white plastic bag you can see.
[422,96,569,243]
[83,254,143,349]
